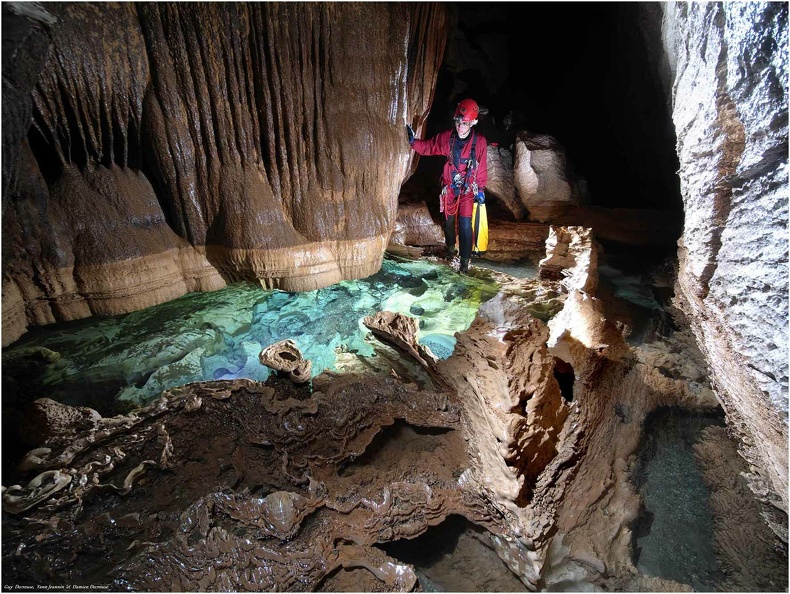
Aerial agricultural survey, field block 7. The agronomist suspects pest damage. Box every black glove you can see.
[406,124,415,145]
[475,189,485,204]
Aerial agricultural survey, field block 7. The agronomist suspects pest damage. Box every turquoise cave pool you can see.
[3,258,499,412]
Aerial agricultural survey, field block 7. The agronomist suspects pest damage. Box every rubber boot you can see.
[459,258,470,275]
[443,245,457,260]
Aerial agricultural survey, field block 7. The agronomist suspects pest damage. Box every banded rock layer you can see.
[2,3,450,345]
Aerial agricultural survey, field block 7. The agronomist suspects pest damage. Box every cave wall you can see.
[661,2,788,531]
[2,3,449,345]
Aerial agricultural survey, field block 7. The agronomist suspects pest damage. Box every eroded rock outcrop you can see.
[662,2,788,536]
[259,339,312,383]
[539,226,598,294]
[2,3,450,345]
[483,221,550,262]
[2,374,469,590]
[513,132,589,223]
[486,144,527,220]
[390,201,444,248]
[4,230,783,590]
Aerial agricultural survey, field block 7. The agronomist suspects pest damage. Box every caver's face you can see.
[454,118,475,139]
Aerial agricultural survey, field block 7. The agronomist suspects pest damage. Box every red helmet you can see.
[454,99,479,123]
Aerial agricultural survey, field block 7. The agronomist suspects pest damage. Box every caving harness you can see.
[440,130,479,217]
[440,129,487,256]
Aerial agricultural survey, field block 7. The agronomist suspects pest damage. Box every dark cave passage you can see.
[553,358,575,403]
[408,2,683,228]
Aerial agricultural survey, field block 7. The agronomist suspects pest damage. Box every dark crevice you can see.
[553,358,575,403]
[27,122,63,186]
[378,515,528,592]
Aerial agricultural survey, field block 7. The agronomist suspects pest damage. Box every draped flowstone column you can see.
[2,3,449,345]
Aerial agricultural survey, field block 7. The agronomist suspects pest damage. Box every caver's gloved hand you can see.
[406,124,415,145]
[475,189,485,204]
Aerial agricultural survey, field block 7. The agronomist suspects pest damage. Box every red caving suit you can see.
[411,129,488,218]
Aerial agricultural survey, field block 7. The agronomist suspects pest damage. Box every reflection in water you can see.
[6,258,498,409]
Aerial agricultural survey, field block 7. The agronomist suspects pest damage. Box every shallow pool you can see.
[632,408,726,591]
[5,258,498,409]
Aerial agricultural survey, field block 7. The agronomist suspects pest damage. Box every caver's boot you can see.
[443,245,458,260]
[459,258,470,275]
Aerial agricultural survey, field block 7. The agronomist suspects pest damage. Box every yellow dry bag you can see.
[472,202,488,256]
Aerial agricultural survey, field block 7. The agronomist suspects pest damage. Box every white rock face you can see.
[513,133,589,222]
[662,2,788,534]
[486,145,526,220]
[539,226,599,295]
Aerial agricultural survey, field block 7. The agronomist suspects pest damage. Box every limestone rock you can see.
[539,226,599,295]
[484,220,550,261]
[485,145,527,220]
[259,340,303,374]
[662,2,788,532]
[363,311,440,376]
[547,290,633,369]
[513,132,589,222]
[259,339,312,383]
[390,201,443,247]
[1,3,450,345]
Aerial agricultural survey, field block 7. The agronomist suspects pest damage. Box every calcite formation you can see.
[3,1,788,589]
[513,132,589,222]
[661,2,788,537]
[259,339,312,384]
[481,221,550,262]
[485,144,526,220]
[390,201,444,248]
[1,3,450,345]
[539,226,599,294]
